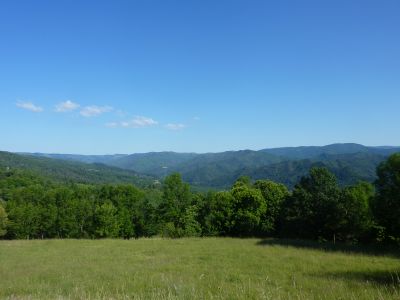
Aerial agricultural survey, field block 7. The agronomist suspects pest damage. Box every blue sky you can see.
[0,0,399,154]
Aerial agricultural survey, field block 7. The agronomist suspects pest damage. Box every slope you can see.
[0,151,152,186]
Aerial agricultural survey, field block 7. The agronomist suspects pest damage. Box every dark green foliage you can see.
[372,153,400,241]
[198,191,234,236]
[279,168,378,243]
[280,168,342,240]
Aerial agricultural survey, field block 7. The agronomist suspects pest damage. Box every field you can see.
[0,238,399,299]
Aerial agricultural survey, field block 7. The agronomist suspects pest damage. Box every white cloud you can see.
[16,101,43,112]
[106,116,158,128]
[122,116,158,128]
[165,123,186,130]
[55,100,80,112]
[80,105,113,117]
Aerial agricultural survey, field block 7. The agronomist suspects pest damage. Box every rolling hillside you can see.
[0,151,153,186]
[237,152,387,188]
[21,143,400,189]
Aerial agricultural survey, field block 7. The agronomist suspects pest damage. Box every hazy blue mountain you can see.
[26,153,128,164]
[260,143,400,159]
[106,152,199,175]
[0,151,152,186]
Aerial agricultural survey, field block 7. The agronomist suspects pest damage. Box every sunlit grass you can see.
[0,238,399,299]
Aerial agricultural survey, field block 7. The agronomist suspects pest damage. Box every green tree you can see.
[51,187,78,238]
[94,201,120,238]
[254,180,289,235]
[231,180,266,236]
[71,186,96,238]
[339,182,374,241]
[199,191,234,236]
[37,201,57,239]
[234,176,252,187]
[181,205,202,237]
[158,173,191,229]
[118,208,135,239]
[372,153,400,241]
[281,167,341,240]
[0,202,8,237]
[6,201,40,239]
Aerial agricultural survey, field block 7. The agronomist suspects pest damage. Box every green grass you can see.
[0,238,399,299]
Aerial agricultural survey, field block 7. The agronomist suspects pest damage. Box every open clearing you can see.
[0,238,399,299]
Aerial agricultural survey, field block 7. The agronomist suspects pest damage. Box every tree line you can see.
[0,153,399,244]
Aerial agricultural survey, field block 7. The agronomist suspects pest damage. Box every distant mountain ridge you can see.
[260,143,400,159]
[18,143,400,189]
[22,153,129,165]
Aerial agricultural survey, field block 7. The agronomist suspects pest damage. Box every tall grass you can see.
[0,238,399,299]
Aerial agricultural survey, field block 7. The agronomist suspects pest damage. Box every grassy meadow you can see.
[0,238,399,299]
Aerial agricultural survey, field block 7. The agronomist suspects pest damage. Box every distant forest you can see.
[23,143,400,189]
[0,150,399,245]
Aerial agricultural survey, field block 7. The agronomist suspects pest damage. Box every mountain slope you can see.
[0,151,152,186]
[238,152,386,188]
[171,150,283,187]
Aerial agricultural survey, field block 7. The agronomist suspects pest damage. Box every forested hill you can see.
[237,152,387,188]
[21,143,400,189]
[0,151,153,186]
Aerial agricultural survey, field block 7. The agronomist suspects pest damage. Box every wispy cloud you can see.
[80,105,113,117]
[121,116,158,128]
[165,123,186,130]
[55,100,80,112]
[16,101,43,112]
[106,116,158,128]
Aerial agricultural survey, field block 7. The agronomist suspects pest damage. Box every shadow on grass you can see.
[256,238,400,258]
[317,270,400,287]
